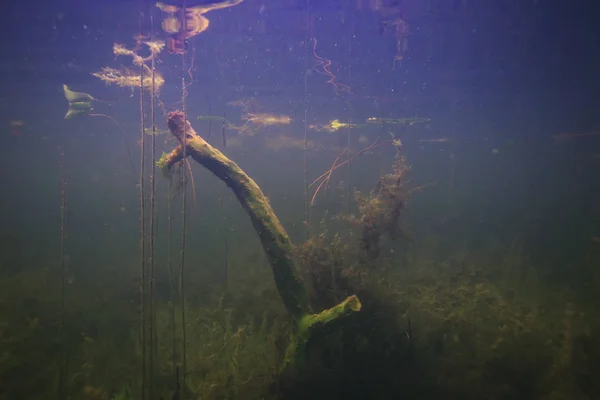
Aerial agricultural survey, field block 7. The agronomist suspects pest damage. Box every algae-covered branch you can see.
[157,111,361,367]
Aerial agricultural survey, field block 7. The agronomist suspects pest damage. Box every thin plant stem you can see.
[88,113,136,175]
[148,16,158,396]
[303,0,311,233]
[58,146,68,400]
[167,174,178,385]
[138,49,147,400]
[179,6,190,387]
[310,137,385,189]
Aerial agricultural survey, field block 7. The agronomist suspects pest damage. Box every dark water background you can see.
[0,0,599,398]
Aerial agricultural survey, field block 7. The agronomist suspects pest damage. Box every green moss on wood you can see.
[161,111,361,369]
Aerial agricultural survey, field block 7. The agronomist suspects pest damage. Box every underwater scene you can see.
[0,0,599,399]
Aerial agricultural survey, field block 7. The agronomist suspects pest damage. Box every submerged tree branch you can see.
[157,111,361,368]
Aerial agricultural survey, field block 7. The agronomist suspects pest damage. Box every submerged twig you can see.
[310,137,389,206]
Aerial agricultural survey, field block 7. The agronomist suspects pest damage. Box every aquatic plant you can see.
[3,223,599,399]
[63,85,94,119]
[92,40,165,92]
[341,152,415,259]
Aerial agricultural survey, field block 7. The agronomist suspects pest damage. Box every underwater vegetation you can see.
[92,41,166,91]
[8,71,600,398]
[2,123,599,399]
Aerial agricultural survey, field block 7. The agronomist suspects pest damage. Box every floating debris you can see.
[420,137,453,143]
[367,117,430,125]
[197,115,229,123]
[144,127,170,136]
